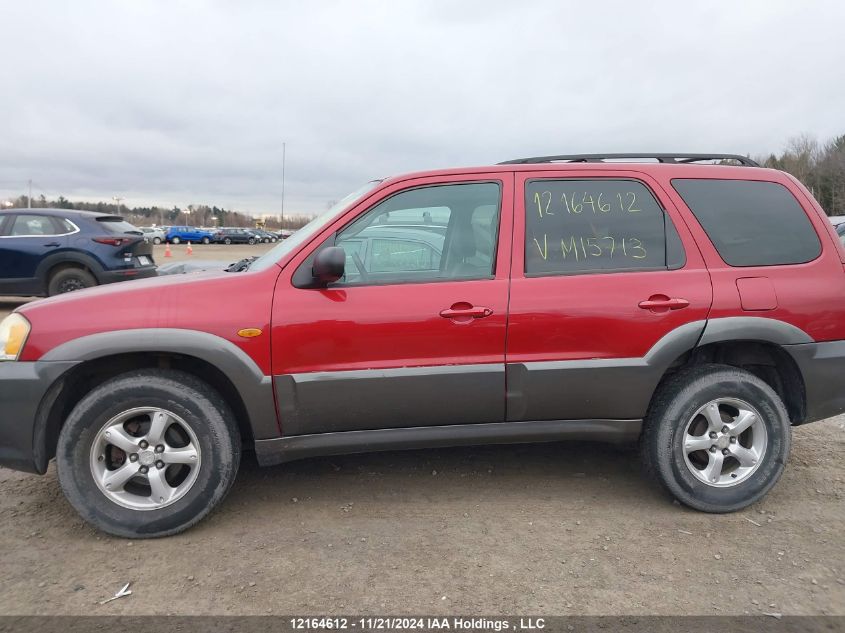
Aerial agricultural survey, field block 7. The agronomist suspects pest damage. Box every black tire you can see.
[171,236,181,244]
[201,237,210,245]
[641,363,790,513]
[224,237,232,245]
[248,238,255,245]
[56,369,241,538]
[153,237,162,245]
[47,267,97,296]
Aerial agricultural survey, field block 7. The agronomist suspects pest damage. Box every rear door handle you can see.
[439,303,493,320]
[638,296,690,311]
[43,242,61,248]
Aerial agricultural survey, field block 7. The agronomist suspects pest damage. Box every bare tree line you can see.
[759,132,845,215]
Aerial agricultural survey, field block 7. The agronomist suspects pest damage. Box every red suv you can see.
[2,153,844,538]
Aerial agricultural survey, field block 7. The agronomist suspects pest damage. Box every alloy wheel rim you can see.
[59,278,86,292]
[681,397,767,488]
[89,407,201,510]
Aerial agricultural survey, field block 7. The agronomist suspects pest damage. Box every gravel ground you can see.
[0,244,843,616]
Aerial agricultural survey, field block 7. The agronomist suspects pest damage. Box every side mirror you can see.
[312,246,345,285]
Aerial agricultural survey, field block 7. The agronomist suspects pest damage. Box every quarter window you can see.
[672,179,821,267]
[524,179,682,275]
[334,182,501,285]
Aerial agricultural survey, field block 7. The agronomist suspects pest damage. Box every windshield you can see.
[248,180,383,272]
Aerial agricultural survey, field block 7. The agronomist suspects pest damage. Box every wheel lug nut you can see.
[722,449,729,456]
[155,444,164,453]
[139,440,149,449]
[709,432,717,439]
[709,446,717,453]
[156,461,165,469]
[721,426,729,434]
[139,465,148,474]
[730,437,737,444]
[129,454,138,462]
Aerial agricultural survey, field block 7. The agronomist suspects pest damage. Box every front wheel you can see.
[153,237,162,245]
[201,237,210,245]
[248,238,255,245]
[641,364,790,513]
[223,237,232,245]
[56,370,240,538]
[171,236,181,244]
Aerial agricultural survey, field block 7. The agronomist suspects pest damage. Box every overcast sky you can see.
[1,0,843,216]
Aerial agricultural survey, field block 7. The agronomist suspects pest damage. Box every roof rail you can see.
[498,153,760,167]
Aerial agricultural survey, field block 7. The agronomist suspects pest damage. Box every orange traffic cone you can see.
[164,243,172,258]
[186,242,193,255]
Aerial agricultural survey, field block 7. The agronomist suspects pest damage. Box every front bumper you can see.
[0,361,78,473]
[787,340,845,424]
[98,266,158,285]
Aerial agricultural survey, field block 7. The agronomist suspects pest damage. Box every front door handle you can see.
[43,242,61,248]
[440,302,493,321]
[638,295,690,312]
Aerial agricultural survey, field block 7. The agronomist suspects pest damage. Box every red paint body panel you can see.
[659,169,845,342]
[507,169,713,363]
[270,172,515,375]
[18,268,278,373]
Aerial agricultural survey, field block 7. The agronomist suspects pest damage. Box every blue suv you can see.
[165,225,213,244]
[0,208,157,296]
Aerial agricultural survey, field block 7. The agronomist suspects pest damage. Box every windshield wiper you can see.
[225,256,258,272]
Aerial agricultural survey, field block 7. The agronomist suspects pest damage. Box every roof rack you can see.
[498,153,760,167]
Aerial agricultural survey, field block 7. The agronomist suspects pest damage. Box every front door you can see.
[271,174,514,435]
[506,170,713,422]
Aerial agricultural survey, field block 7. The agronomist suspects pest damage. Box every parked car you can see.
[2,153,845,538]
[140,227,166,245]
[0,208,156,296]
[837,222,845,247]
[252,229,278,243]
[165,225,212,244]
[212,228,258,245]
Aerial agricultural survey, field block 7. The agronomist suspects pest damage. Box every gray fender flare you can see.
[40,328,279,440]
[698,316,813,346]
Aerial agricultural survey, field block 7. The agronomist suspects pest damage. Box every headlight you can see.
[0,313,30,361]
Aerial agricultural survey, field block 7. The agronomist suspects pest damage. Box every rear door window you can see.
[672,179,821,266]
[524,179,684,275]
[9,214,56,236]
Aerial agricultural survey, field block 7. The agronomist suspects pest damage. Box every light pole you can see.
[113,196,124,215]
[281,142,286,226]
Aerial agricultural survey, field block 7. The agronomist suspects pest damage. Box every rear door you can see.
[271,173,514,435]
[506,170,713,422]
[0,213,70,294]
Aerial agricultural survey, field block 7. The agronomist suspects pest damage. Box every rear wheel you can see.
[47,267,97,296]
[224,237,232,245]
[248,238,255,245]
[153,237,162,245]
[56,370,240,538]
[641,364,790,513]
[201,237,210,245]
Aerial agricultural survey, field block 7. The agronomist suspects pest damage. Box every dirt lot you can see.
[0,243,843,616]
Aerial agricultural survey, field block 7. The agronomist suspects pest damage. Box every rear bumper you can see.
[0,361,78,473]
[787,340,845,424]
[97,266,158,285]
